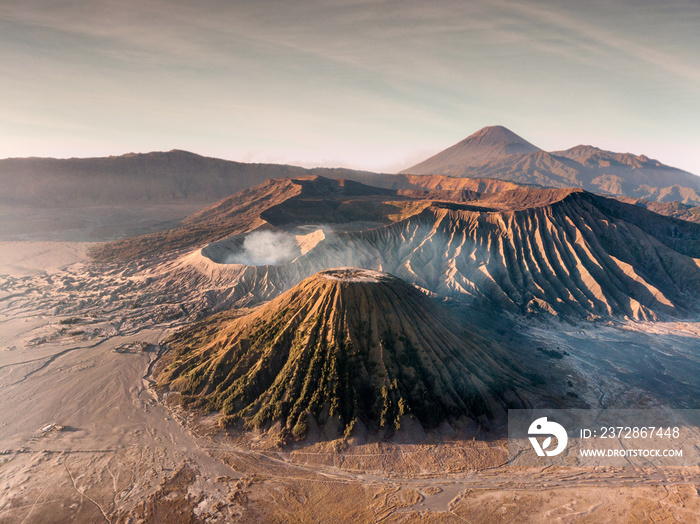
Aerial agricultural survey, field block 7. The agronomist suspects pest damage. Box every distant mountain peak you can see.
[467,125,533,144]
[560,144,602,154]
[456,125,541,153]
[553,145,664,169]
[401,127,699,202]
[401,125,541,175]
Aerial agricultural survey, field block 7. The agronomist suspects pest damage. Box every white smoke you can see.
[224,230,300,266]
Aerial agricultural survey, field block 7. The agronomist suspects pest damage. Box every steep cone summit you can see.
[456,125,542,158]
[158,268,529,440]
[402,125,542,174]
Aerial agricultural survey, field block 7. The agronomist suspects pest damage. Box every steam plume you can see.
[224,230,299,266]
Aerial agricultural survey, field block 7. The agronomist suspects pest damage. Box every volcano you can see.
[163,177,700,321]
[403,125,542,174]
[402,126,700,205]
[157,268,531,441]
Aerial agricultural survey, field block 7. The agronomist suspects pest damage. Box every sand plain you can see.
[1,240,700,523]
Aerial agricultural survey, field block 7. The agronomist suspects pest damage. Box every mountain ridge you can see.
[107,175,700,321]
[0,149,524,208]
[3,126,699,208]
[402,126,700,205]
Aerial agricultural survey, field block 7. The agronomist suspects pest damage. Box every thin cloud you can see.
[499,0,700,85]
[1,0,699,174]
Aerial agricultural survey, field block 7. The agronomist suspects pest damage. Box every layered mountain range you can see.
[99,176,700,321]
[0,150,366,207]
[0,149,520,208]
[402,126,700,205]
[157,268,532,440]
[68,130,700,446]
[2,126,698,209]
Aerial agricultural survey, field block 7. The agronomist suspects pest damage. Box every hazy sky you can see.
[2,0,699,174]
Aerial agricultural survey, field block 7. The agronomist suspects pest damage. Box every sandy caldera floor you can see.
[1,241,700,523]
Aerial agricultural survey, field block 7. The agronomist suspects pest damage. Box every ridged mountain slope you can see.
[189,186,700,320]
[90,174,526,262]
[157,268,530,440]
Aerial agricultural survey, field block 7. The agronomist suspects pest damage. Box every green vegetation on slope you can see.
[157,269,531,441]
